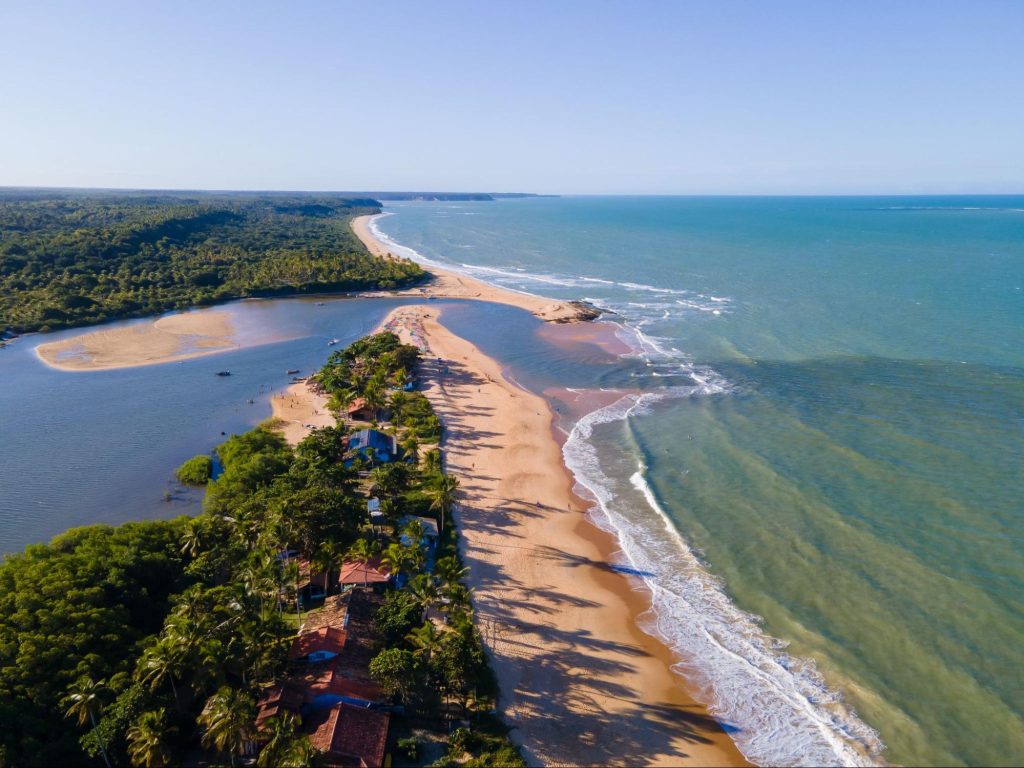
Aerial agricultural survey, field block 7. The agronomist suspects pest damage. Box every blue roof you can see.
[349,429,392,454]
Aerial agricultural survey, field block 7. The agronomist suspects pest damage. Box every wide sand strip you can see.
[383,305,748,767]
[35,310,238,371]
[352,214,598,324]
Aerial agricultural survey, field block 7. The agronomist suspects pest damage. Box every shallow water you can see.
[0,297,426,552]
[375,197,1024,767]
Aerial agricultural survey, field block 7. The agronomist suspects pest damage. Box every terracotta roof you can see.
[305,703,390,767]
[337,556,391,585]
[289,626,348,661]
[346,397,368,414]
[255,680,304,731]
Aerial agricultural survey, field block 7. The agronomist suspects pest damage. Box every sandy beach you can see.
[269,380,334,445]
[35,310,238,371]
[352,214,600,324]
[382,304,748,767]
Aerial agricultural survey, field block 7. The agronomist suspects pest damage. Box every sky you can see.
[1,0,1022,194]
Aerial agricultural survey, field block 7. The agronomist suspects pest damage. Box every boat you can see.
[215,371,231,377]
[327,338,340,346]
[315,302,325,306]
[286,369,300,375]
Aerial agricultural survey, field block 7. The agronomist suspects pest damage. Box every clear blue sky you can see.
[1,0,1021,194]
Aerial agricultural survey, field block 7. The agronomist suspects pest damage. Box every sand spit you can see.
[351,214,601,324]
[382,304,748,767]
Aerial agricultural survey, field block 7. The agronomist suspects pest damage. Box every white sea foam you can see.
[563,393,883,767]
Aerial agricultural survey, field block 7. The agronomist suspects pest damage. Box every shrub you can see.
[175,454,212,485]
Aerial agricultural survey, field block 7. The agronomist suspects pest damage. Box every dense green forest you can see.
[0,333,520,767]
[0,191,425,333]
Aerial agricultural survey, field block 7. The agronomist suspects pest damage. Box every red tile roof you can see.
[288,626,348,661]
[337,557,391,585]
[255,680,304,731]
[306,703,390,767]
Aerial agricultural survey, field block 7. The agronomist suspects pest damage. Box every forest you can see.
[0,332,521,767]
[0,191,425,333]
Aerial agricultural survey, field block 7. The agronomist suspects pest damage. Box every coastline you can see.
[351,214,600,324]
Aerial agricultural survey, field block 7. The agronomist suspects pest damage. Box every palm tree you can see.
[400,432,420,463]
[380,542,410,580]
[406,573,437,609]
[198,686,255,767]
[257,712,304,768]
[435,555,469,591]
[402,518,426,549]
[180,521,202,558]
[63,676,112,768]
[406,621,443,661]
[429,473,460,532]
[127,709,176,768]
[136,638,186,709]
[312,541,343,593]
[423,448,442,475]
[327,388,356,421]
[283,559,302,622]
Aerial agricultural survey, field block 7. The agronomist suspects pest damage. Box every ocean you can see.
[370,196,1024,767]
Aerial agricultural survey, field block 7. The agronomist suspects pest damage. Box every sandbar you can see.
[35,310,238,371]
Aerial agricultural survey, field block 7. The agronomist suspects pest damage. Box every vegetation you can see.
[174,454,212,485]
[0,190,425,333]
[0,520,192,765]
[0,331,521,766]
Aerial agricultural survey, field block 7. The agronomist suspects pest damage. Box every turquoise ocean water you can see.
[372,197,1024,767]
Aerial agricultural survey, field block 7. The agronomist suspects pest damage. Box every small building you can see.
[289,626,348,665]
[255,680,305,732]
[305,703,390,768]
[345,397,376,422]
[398,515,440,549]
[347,429,396,464]
[337,556,391,587]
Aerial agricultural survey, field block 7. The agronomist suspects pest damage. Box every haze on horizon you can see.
[1,0,1022,196]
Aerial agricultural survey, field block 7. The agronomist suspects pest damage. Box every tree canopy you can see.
[0,191,424,333]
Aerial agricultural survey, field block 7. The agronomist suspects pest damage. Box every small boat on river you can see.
[286,369,300,375]
[215,371,231,377]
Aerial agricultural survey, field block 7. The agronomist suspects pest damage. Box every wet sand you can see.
[35,310,238,371]
[382,304,748,767]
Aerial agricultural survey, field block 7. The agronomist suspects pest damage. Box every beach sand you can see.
[383,304,748,767]
[269,380,334,446]
[35,310,238,371]
[352,214,599,324]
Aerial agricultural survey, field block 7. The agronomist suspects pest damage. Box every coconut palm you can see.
[406,572,438,609]
[127,709,176,768]
[136,637,187,709]
[63,676,112,768]
[400,432,420,463]
[380,542,411,580]
[312,540,343,593]
[257,712,307,768]
[429,473,460,532]
[180,521,203,558]
[402,518,426,549]
[406,621,443,661]
[434,555,469,590]
[198,686,255,767]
